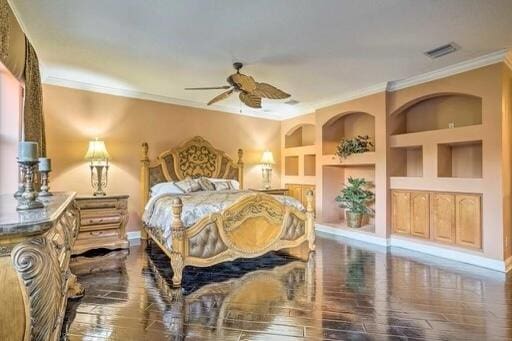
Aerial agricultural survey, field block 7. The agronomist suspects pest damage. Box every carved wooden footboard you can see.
[141,137,316,287]
[144,191,315,286]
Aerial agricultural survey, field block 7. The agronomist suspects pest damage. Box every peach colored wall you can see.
[502,63,512,259]
[0,65,22,194]
[43,85,282,232]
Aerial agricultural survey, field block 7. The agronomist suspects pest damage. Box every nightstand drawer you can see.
[81,214,121,226]
[78,228,119,240]
[76,199,119,210]
[80,223,121,232]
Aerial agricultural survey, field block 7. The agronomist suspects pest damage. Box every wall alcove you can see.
[322,112,375,155]
[390,93,482,135]
[285,124,315,148]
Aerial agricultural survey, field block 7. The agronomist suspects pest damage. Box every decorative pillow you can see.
[175,178,202,193]
[197,177,215,191]
[213,180,232,191]
[150,182,185,196]
[208,178,240,190]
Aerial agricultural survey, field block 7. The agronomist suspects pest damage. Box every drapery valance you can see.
[0,0,46,156]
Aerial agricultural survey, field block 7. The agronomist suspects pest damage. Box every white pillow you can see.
[208,178,240,190]
[150,182,185,196]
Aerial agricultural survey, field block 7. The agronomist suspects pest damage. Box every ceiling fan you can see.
[185,62,291,109]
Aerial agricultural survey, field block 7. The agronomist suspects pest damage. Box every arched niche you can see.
[285,124,315,148]
[391,93,482,135]
[322,112,375,155]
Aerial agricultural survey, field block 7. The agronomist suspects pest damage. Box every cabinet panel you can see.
[411,192,430,239]
[455,195,481,249]
[392,191,411,234]
[431,193,455,244]
[285,184,302,202]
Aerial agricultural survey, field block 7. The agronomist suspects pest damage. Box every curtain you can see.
[23,39,46,156]
[0,0,46,156]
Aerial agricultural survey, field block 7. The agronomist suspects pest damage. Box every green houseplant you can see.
[335,135,374,160]
[335,177,375,228]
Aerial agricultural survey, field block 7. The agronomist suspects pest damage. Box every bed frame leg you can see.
[170,252,184,287]
[305,190,316,251]
[170,197,186,287]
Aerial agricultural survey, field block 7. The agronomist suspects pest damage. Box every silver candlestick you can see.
[38,171,52,197]
[14,164,26,198]
[17,160,44,210]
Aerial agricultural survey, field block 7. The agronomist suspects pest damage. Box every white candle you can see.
[18,142,38,162]
[38,157,51,172]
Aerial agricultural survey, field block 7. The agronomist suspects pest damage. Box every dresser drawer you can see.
[80,214,121,227]
[76,199,119,210]
[78,228,119,240]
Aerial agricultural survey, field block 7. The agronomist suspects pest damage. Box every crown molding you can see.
[387,49,508,91]
[42,75,283,121]
[311,82,389,112]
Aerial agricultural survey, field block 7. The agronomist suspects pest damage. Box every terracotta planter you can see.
[346,212,363,228]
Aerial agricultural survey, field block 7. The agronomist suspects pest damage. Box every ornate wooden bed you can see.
[140,136,315,287]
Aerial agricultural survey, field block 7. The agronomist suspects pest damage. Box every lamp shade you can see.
[85,138,110,161]
[260,150,275,165]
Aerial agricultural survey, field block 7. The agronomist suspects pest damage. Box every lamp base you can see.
[17,199,44,211]
[93,190,107,196]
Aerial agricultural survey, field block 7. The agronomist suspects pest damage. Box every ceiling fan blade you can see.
[185,86,231,90]
[207,89,234,105]
[252,82,291,99]
[239,92,261,109]
[230,73,257,92]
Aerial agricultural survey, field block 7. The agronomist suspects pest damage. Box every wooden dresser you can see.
[73,194,129,255]
[0,192,82,341]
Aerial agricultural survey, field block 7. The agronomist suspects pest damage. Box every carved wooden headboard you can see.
[140,136,244,208]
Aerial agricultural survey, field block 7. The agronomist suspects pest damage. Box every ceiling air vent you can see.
[285,99,299,105]
[424,43,459,59]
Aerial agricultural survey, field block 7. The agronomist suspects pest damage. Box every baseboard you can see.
[315,224,509,272]
[126,231,141,240]
[315,223,388,247]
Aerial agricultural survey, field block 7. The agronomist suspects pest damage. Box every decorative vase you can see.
[346,211,363,228]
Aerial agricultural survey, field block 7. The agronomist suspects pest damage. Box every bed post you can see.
[141,142,150,239]
[170,197,185,287]
[237,148,244,189]
[305,190,316,251]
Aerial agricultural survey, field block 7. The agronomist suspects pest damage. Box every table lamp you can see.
[260,150,275,190]
[85,138,110,196]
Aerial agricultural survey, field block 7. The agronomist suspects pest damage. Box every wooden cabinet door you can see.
[411,192,429,239]
[285,184,302,202]
[431,193,455,244]
[301,185,315,212]
[392,191,411,235]
[455,195,481,249]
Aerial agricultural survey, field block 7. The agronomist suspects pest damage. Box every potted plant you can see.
[335,177,374,228]
[335,135,374,160]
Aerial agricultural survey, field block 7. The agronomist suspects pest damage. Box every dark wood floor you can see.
[62,233,512,340]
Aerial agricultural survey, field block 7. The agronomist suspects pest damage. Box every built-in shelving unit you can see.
[438,141,482,178]
[285,124,315,148]
[284,156,299,176]
[390,146,423,177]
[304,154,316,176]
[322,112,375,155]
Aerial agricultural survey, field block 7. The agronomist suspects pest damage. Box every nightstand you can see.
[249,188,289,196]
[73,194,130,255]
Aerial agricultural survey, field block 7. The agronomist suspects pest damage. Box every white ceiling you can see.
[9,0,512,119]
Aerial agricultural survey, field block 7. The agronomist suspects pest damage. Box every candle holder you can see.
[17,160,44,210]
[14,164,26,198]
[38,171,52,197]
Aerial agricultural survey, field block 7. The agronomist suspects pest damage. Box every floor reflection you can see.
[62,234,512,340]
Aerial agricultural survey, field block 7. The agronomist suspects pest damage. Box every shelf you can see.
[438,141,482,178]
[285,124,315,148]
[389,125,483,148]
[304,154,316,176]
[390,146,423,177]
[390,177,484,193]
[282,145,316,156]
[322,112,375,155]
[284,156,299,176]
[321,152,376,166]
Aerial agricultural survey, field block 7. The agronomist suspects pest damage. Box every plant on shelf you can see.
[335,177,375,228]
[335,135,374,160]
